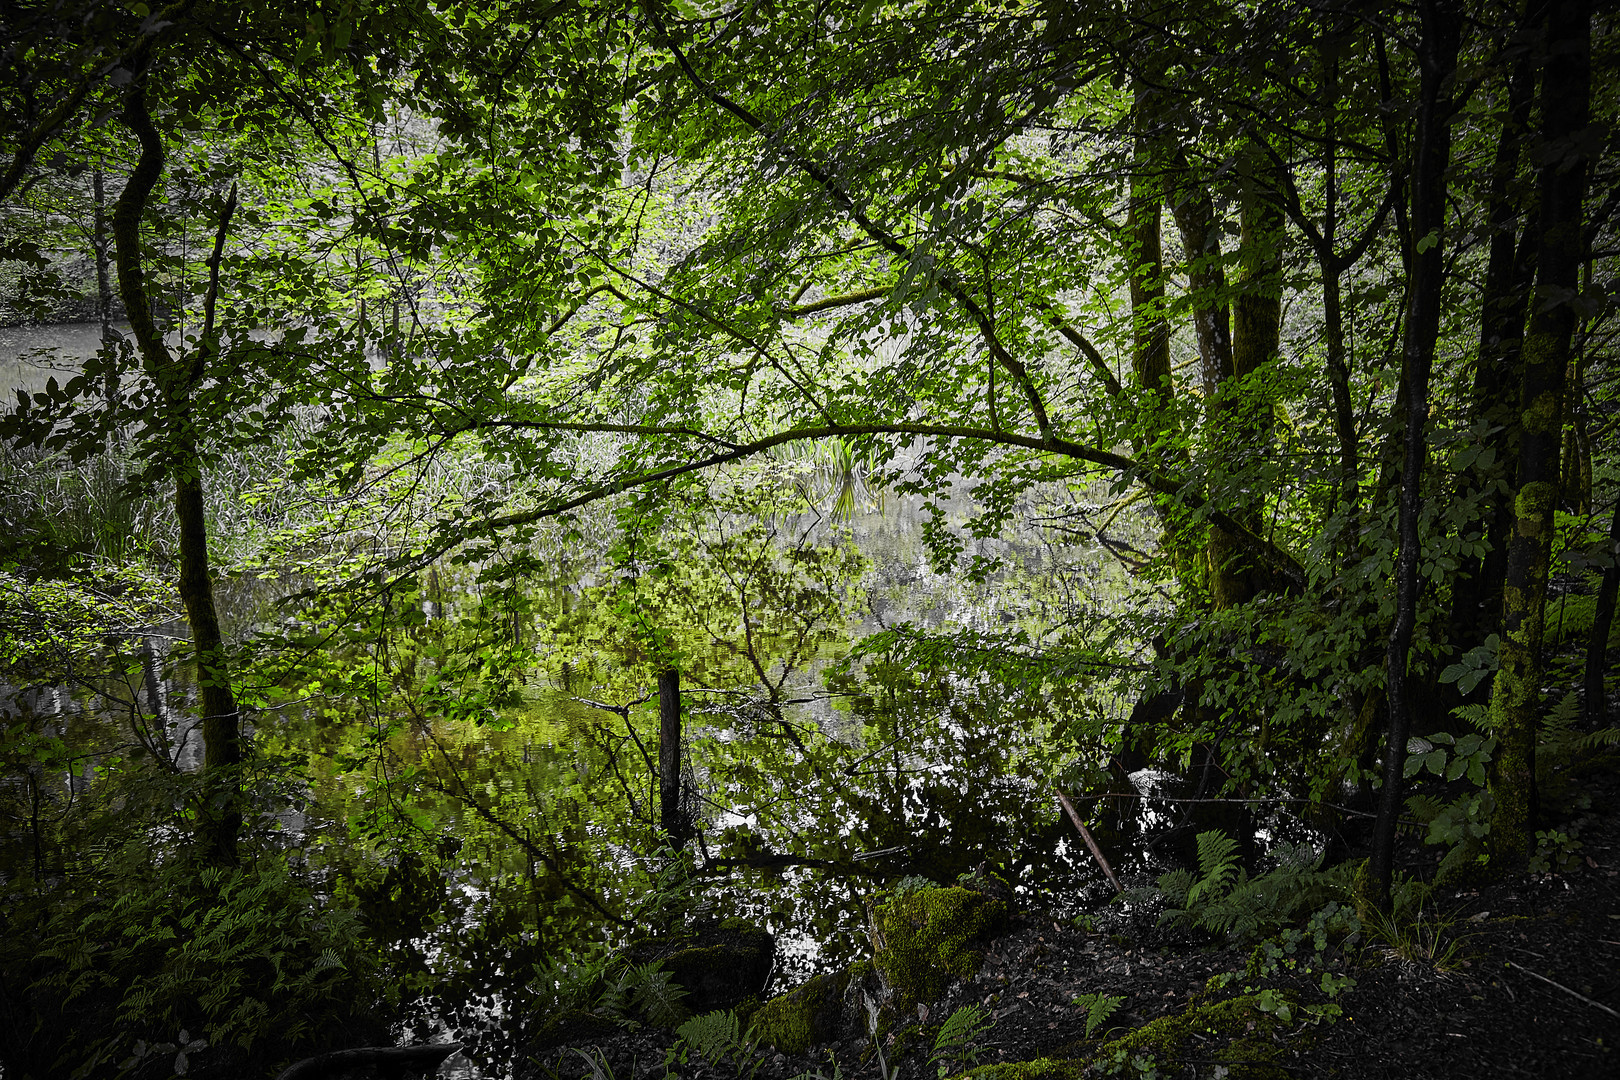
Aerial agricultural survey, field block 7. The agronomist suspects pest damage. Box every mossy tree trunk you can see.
[113,71,242,865]
[91,166,119,409]
[1125,79,1200,590]
[1487,0,1593,863]
[1205,144,1284,609]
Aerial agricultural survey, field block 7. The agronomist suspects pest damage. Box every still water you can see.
[2,321,1153,988]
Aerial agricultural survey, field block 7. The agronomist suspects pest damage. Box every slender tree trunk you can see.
[1166,154,1232,401]
[1559,352,1591,514]
[1317,27,1361,527]
[1586,499,1620,726]
[657,666,686,848]
[114,72,242,864]
[1128,102,1173,434]
[1205,143,1284,608]
[1369,0,1462,914]
[91,167,119,409]
[1487,0,1593,863]
[1125,81,1202,589]
[1449,23,1538,652]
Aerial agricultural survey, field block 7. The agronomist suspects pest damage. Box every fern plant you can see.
[928,1004,994,1075]
[1154,831,1354,943]
[1070,992,1124,1039]
[630,962,691,1027]
[667,1010,764,1078]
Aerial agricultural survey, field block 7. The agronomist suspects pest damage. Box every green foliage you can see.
[599,961,691,1028]
[5,853,383,1078]
[1528,828,1584,874]
[1144,832,1355,944]
[929,1004,995,1075]
[1360,889,1476,972]
[1070,992,1125,1039]
[1403,730,1496,787]
[666,1010,764,1078]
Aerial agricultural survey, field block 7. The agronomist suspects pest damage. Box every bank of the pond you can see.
[510,767,1620,1080]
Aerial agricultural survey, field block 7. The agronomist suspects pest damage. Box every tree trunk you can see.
[1125,80,1201,588]
[114,73,242,865]
[1317,24,1360,526]
[657,665,686,848]
[1205,143,1283,608]
[1369,0,1462,914]
[91,167,119,409]
[1586,499,1620,726]
[1166,154,1232,401]
[1487,0,1593,863]
[1448,27,1538,653]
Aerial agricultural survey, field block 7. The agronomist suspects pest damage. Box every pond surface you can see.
[3,321,1156,990]
[1,321,126,398]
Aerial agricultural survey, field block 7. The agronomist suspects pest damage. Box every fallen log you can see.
[273,1042,462,1080]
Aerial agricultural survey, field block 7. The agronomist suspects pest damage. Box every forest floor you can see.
[516,767,1620,1080]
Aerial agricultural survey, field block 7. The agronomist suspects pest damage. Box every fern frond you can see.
[1071,992,1124,1038]
[1154,869,1194,907]
[1578,726,1620,750]
[1185,831,1240,907]
[676,1010,743,1064]
[629,961,689,1027]
[933,1004,992,1053]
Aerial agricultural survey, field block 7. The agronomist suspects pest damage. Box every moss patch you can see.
[628,920,775,1014]
[870,885,1009,1008]
[750,968,853,1055]
[952,1056,1085,1079]
[524,1007,620,1050]
[1088,993,1293,1079]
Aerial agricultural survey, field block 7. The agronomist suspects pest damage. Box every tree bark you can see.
[1166,154,1232,401]
[91,167,119,409]
[113,72,242,864]
[1125,80,1201,588]
[1487,0,1593,863]
[1369,0,1462,914]
[1586,498,1620,726]
[1205,143,1284,608]
[658,665,686,848]
[1448,18,1539,653]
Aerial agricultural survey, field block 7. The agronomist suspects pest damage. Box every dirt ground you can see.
[517,768,1620,1080]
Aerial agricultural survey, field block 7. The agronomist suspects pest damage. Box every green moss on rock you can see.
[1089,993,1293,1079]
[750,968,853,1055]
[628,920,775,1014]
[870,885,1009,1007]
[525,1008,620,1050]
[954,1060,1083,1080]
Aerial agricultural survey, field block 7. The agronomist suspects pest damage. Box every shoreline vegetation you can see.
[3,0,1617,1077]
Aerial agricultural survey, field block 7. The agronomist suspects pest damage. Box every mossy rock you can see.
[628,918,776,1014]
[870,883,1010,1009]
[954,1060,1083,1080]
[750,968,854,1055]
[524,1007,621,1050]
[1087,993,1294,1079]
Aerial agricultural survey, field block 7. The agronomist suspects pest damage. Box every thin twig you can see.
[1055,790,1123,895]
[1505,961,1620,1019]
